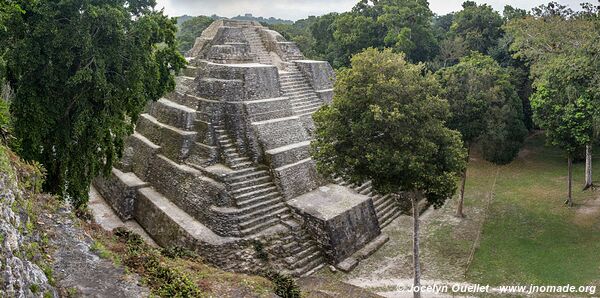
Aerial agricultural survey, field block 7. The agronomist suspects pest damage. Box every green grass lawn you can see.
[466,134,600,287]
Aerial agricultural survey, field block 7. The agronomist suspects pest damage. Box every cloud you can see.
[155,0,585,20]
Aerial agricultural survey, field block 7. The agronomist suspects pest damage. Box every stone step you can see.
[227,169,269,182]
[374,194,392,207]
[230,161,253,170]
[360,188,373,196]
[232,182,276,196]
[180,66,199,77]
[379,206,401,228]
[220,142,235,149]
[377,199,399,221]
[375,195,396,214]
[373,194,390,207]
[282,86,313,92]
[237,191,280,209]
[292,101,323,110]
[285,244,317,265]
[291,249,323,271]
[239,197,284,215]
[289,94,320,101]
[239,201,287,220]
[230,176,272,190]
[224,151,242,159]
[135,114,197,162]
[134,187,232,252]
[294,106,320,115]
[235,185,279,200]
[286,91,319,98]
[149,98,198,131]
[356,181,372,192]
[239,206,288,230]
[280,76,305,81]
[240,215,285,236]
[229,156,250,164]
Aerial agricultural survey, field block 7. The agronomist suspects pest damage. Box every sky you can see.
[154,0,586,20]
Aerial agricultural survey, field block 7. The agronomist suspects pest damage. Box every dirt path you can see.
[40,203,149,297]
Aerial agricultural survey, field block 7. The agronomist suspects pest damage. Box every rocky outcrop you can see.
[0,151,55,297]
[0,147,148,297]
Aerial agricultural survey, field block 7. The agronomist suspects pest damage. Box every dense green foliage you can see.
[271,0,438,67]
[312,48,466,206]
[176,15,214,53]
[1,0,186,206]
[437,53,527,164]
[449,1,504,54]
[530,56,597,156]
[506,5,600,153]
[264,271,301,298]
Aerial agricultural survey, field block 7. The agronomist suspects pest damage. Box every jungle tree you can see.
[312,48,466,298]
[506,2,599,190]
[437,53,526,217]
[2,0,186,207]
[530,55,597,206]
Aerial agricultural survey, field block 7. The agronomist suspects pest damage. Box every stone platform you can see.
[288,185,381,264]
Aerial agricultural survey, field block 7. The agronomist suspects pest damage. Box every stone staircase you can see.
[279,65,324,116]
[277,221,326,276]
[241,27,273,65]
[335,179,402,228]
[213,123,293,236]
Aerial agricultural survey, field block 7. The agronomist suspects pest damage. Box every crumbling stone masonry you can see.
[94,19,404,276]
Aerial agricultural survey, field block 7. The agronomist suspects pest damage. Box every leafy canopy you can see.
[531,55,598,155]
[450,1,504,54]
[2,0,186,206]
[176,15,214,54]
[312,48,466,207]
[506,3,600,155]
[436,53,527,164]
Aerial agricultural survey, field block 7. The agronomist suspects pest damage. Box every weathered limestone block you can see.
[298,114,317,137]
[134,186,290,274]
[206,43,253,63]
[197,78,244,102]
[93,168,149,220]
[212,26,247,44]
[135,114,197,162]
[316,89,334,105]
[259,29,304,61]
[145,155,239,236]
[243,97,294,122]
[273,158,321,199]
[288,185,381,263]
[296,60,335,91]
[197,62,281,101]
[164,91,200,110]
[125,133,160,181]
[149,98,197,131]
[265,141,311,169]
[187,20,224,58]
[276,42,304,60]
[252,116,311,151]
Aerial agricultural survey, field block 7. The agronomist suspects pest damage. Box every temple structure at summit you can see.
[94,19,404,275]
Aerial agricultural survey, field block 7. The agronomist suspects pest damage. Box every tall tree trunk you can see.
[566,156,574,207]
[412,192,422,298]
[456,144,470,218]
[584,144,593,190]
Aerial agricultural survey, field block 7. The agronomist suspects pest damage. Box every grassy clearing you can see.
[317,133,600,296]
[467,135,600,286]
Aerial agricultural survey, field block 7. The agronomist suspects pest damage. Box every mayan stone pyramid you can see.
[94,19,404,275]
